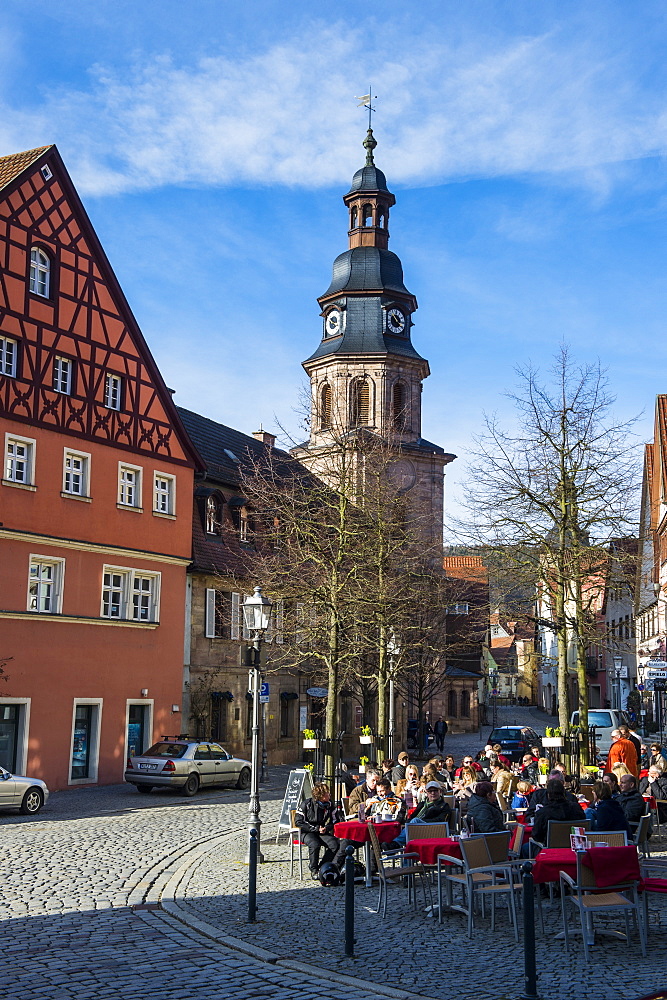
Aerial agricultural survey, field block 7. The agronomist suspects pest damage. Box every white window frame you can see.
[62,448,91,498]
[101,565,161,622]
[118,462,143,509]
[0,698,31,775]
[153,471,176,516]
[4,433,36,487]
[27,555,65,614]
[104,372,122,410]
[68,699,102,785]
[53,356,72,395]
[29,246,50,297]
[0,336,17,377]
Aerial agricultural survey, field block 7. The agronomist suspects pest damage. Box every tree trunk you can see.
[376,624,387,757]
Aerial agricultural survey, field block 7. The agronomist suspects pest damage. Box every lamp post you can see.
[387,631,400,761]
[242,585,272,865]
[490,670,499,729]
[612,656,622,711]
[637,663,646,738]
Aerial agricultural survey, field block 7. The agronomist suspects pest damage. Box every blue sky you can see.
[2,1,667,515]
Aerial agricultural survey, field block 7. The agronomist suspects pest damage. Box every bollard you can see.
[248,828,258,923]
[521,861,539,1000]
[344,844,355,957]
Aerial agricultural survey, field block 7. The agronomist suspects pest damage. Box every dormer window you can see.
[29,247,50,297]
[205,495,222,535]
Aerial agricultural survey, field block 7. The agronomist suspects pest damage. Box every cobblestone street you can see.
[2,711,665,1000]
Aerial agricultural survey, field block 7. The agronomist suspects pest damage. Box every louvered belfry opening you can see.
[320,383,332,428]
[392,381,406,429]
[352,379,370,426]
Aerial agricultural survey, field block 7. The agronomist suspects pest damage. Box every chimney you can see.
[252,426,276,449]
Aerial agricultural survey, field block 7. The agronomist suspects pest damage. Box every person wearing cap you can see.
[391,752,410,786]
[466,781,505,833]
[365,777,407,823]
[389,781,452,848]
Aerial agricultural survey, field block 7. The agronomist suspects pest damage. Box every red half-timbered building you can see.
[0,145,201,790]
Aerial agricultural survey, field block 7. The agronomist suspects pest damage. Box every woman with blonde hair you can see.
[453,765,477,818]
[395,764,422,808]
[612,762,631,783]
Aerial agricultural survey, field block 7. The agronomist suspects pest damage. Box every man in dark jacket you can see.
[296,782,347,877]
[618,774,650,831]
[531,779,586,845]
[525,771,579,820]
[466,781,505,833]
[434,717,448,752]
[391,752,410,786]
[520,754,539,785]
[639,767,667,822]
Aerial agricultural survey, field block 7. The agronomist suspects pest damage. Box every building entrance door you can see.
[71,705,93,779]
[127,704,148,757]
[0,705,19,772]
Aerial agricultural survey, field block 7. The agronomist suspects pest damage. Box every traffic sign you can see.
[259,682,270,704]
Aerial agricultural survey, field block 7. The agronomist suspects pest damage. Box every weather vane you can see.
[356,89,377,130]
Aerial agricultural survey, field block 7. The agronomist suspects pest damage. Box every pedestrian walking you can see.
[434,716,448,752]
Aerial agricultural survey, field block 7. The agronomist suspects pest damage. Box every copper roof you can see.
[0,146,52,191]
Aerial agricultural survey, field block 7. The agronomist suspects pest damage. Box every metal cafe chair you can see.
[436,834,519,939]
[288,809,308,879]
[405,822,450,841]
[367,824,432,919]
[560,851,645,963]
[529,818,591,857]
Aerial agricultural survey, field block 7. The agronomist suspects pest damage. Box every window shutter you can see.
[276,598,284,644]
[231,592,240,640]
[205,588,216,637]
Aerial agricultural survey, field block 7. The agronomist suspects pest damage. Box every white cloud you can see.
[2,22,667,196]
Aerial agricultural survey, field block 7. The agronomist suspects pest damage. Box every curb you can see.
[156,821,445,1000]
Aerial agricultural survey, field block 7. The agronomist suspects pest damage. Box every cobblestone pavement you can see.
[3,710,663,1000]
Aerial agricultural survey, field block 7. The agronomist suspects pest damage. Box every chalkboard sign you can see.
[276,768,313,839]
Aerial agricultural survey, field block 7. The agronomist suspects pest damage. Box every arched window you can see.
[320,383,332,428]
[378,211,386,228]
[351,379,371,426]
[448,689,458,717]
[205,496,222,535]
[362,204,373,227]
[350,207,358,228]
[29,247,50,297]
[460,690,471,718]
[392,381,407,429]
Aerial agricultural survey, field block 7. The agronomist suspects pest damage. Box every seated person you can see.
[491,744,512,768]
[347,768,379,816]
[489,760,513,797]
[336,761,359,795]
[511,780,533,809]
[455,755,483,778]
[525,770,578,820]
[380,759,395,785]
[466,781,505,833]
[602,771,620,797]
[390,781,452,847]
[295,782,348,877]
[639,766,667,823]
[395,764,422,808]
[520,755,539,784]
[583,780,631,835]
[618,773,651,831]
[391,753,410,785]
[365,777,407,823]
[531,778,586,846]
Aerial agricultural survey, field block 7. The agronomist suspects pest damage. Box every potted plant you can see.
[542,726,564,748]
[359,755,369,774]
[538,758,550,785]
[302,728,319,750]
[359,725,375,745]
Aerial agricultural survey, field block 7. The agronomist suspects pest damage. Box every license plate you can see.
[139,763,158,770]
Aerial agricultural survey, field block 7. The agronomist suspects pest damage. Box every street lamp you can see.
[612,655,623,711]
[387,631,400,760]
[489,670,499,729]
[242,585,272,865]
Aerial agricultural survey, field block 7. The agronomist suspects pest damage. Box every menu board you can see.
[277,768,314,837]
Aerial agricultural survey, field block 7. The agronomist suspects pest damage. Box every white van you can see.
[570,709,630,756]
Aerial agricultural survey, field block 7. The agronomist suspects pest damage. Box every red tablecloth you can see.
[643,795,657,811]
[531,848,578,885]
[583,846,640,887]
[408,838,463,866]
[333,820,401,844]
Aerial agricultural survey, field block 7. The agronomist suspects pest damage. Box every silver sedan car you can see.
[0,766,49,814]
[125,739,252,796]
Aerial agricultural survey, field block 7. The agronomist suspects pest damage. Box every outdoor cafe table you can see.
[408,837,463,866]
[531,844,641,886]
[333,819,402,887]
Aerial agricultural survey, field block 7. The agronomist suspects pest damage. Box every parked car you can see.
[125,739,252,796]
[0,766,49,815]
[407,719,435,750]
[487,726,543,763]
[570,708,630,756]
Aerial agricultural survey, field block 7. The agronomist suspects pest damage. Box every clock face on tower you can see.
[325,309,342,337]
[387,307,406,335]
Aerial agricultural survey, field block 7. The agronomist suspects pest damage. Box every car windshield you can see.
[142,742,188,759]
[572,711,613,728]
[490,729,522,741]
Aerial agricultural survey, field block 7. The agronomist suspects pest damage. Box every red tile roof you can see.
[0,146,52,190]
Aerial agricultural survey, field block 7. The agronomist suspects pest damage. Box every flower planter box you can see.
[359,735,375,745]
[359,765,366,774]
[303,739,319,750]
[538,774,548,785]
[542,737,564,748]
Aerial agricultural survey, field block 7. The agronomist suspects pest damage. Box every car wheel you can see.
[181,773,200,797]
[136,785,153,794]
[236,767,251,790]
[20,787,44,815]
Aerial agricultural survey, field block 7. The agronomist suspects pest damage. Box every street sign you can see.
[655,679,667,692]
[638,684,645,692]
[646,668,667,679]
[306,687,328,698]
[259,682,270,704]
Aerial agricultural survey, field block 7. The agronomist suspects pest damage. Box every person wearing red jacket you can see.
[605,730,639,778]
[455,754,483,778]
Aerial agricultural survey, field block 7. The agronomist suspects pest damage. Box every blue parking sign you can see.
[259,682,270,704]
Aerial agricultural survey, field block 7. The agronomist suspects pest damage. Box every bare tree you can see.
[455,348,640,732]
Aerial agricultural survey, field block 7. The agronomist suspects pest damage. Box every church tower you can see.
[292,129,455,544]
